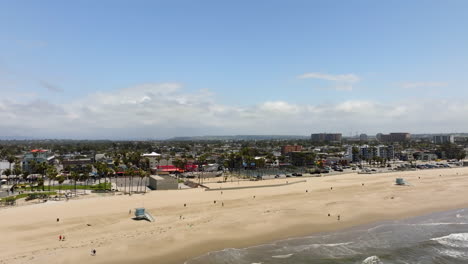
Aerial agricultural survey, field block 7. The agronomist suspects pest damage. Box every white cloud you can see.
[298,72,360,91]
[0,83,467,139]
[333,85,353,91]
[40,80,64,92]
[400,82,448,89]
[298,72,360,83]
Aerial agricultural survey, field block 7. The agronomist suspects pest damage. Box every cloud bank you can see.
[0,82,467,139]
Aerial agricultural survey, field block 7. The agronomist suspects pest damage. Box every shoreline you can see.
[184,206,468,264]
[141,205,468,264]
[1,167,468,264]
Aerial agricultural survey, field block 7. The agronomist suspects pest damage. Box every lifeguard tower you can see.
[134,208,155,222]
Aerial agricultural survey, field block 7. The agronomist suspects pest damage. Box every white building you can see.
[142,152,162,168]
[433,135,454,144]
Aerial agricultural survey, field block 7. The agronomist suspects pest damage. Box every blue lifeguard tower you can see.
[134,208,155,222]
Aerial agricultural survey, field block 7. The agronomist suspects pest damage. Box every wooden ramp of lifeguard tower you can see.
[134,208,155,222]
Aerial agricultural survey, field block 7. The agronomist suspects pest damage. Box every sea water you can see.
[186,208,468,264]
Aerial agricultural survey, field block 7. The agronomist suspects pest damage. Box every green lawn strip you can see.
[12,183,112,191]
[0,191,58,201]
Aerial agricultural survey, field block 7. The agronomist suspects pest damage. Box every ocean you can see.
[186,208,468,264]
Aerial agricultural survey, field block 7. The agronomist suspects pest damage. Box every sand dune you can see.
[1,167,468,264]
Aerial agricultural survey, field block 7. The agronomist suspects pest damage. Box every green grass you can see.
[61,182,111,190]
[31,182,112,191]
[0,191,57,202]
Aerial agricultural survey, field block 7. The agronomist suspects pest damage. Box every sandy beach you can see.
[1,167,468,264]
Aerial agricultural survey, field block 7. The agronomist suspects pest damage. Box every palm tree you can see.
[156,156,162,168]
[22,171,29,185]
[13,161,22,184]
[71,171,79,197]
[37,177,45,192]
[113,156,120,191]
[3,169,11,184]
[57,175,65,198]
[80,173,89,194]
[136,169,148,192]
[95,162,105,188]
[7,155,15,171]
[124,168,133,194]
[46,166,58,192]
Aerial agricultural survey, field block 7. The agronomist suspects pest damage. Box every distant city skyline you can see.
[1,1,467,139]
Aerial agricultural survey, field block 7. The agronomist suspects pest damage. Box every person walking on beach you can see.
[59,235,62,241]
[91,249,96,256]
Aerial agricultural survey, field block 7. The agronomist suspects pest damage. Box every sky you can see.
[0,0,467,139]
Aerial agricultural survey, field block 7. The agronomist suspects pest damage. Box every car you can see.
[286,174,291,177]
[292,173,302,176]
[274,175,280,178]
[371,169,376,172]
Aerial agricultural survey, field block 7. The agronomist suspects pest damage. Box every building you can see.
[376,145,395,160]
[360,134,368,142]
[281,145,303,155]
[311,133,342,143]
[62,158,94,167]
[142,152,162,168]
[355,145,394,161]
[377,133,411,143]
[148,175,178,190]
[22,149,55,173]
[433,135,455,144]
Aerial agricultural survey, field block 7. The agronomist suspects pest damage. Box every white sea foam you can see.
[436,248,468,259]
[286,242,355,254]
[271,253,293,258]
[431,233,468,248]
[361,255,383,264]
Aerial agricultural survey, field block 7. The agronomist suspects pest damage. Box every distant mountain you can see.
[167,135,310,141]
[0,136,40,140]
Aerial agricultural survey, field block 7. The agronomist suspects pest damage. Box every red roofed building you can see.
[156,163,198,173]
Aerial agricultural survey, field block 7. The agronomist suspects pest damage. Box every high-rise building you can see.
[433,135,455,144]
[376,133,411,143]
[359,134,368,141]
[311,133,342,143]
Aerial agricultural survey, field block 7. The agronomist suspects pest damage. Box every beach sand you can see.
[1,167,468,264]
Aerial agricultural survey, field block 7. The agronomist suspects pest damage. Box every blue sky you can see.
[1,0,467,139]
